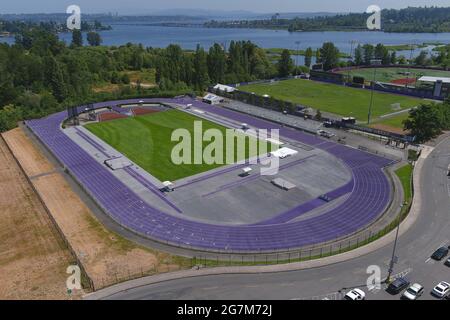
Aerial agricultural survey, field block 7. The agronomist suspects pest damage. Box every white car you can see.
[432,281,450,299]
[317,130,335,139]
[344,288,366,300]
[402,283,424,300]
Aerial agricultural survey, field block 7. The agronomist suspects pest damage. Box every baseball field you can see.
[240,79,423,123]
[336,67,450,84]
[85,109,271,181]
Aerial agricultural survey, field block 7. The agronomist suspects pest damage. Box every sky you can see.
[1,0,449,14]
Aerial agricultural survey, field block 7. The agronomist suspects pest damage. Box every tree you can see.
[354,45,363,66]
[398,55,407,65]
[362,44,374,65]
[279,100,286,112]
[43,56,67,102]
[87,32,102,46]
[390,51,397,65]
[414,51,428,66]
[277,49,294,77]
[193,45,210,90]
[71,29,83,47]
[403,103,444,143]
[319,42,340,71]
[304,47,313,68]
[315,110,323,121]
[315,49,321,63]
[121,73,130,84]
[207,44,226,84]
[374,44,390,65]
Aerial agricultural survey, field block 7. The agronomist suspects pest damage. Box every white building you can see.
[213,84,236,93]
[202,93,224,105]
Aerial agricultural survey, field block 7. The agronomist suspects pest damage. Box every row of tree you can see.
[0,19,111,35]
[204,7,450,33]
[71,30,103,47]
[155,41,277,90]
[0,27,284,131]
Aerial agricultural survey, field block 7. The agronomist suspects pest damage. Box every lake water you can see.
[2,24,450,60]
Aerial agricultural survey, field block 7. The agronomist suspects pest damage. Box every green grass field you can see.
[369,112,410,133]
[85,109,270,181]
[336,67,450,83]
[241,79,423,123]
[395,163,413,204]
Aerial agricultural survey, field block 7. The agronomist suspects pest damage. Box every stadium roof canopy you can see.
[418,76,450,84]
[213,83,236,92]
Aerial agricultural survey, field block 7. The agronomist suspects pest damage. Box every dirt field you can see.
[390,78,417,85]
[0,138,76,300]
[98,112,128,122]
[3,127,191,291]
[132,107,160,116]
[2,129,54,177]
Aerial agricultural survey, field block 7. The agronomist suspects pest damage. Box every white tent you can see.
[213,84,236,93]
[270,147,298,159]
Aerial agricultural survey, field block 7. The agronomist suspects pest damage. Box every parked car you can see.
[432,281,450,299]
[323,120,333,128]
[317,129,335,139]
[344,289,366,300]
[431,247,449,261]
[386,277,410,295]
[401,283,424,300]
[445,257,450,267]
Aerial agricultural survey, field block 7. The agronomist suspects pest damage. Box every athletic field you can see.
[336,67,450,84]
[240,79,423,122]
[85,109,269,181]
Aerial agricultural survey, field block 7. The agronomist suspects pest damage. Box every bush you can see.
[353,76,365,85]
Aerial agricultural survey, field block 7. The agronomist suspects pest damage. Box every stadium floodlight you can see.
[295,41,301,76]
[406,41,417,88]
[367,59,383,124]
[347,40,358,82]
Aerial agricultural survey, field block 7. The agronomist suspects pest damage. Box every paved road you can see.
[103,137,450,300]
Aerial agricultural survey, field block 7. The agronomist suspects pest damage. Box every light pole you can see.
[405,42,415,88]
[295,41,301,76]
[368,59,382,125]
[385,202,407,283]
[347,40,357,82]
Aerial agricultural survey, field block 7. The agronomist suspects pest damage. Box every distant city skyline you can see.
[1,0,449,15]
